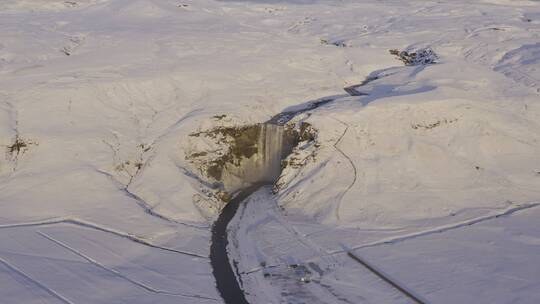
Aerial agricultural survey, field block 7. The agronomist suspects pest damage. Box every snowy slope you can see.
[1,0,539,303]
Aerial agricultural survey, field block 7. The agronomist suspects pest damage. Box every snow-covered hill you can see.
[1,0,539,303]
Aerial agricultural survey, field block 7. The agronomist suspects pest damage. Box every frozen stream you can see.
[209,87,428,303]
[207,83,341,301]
[209,123,287,304]
[209,91,352,303]
[209,183,262,304]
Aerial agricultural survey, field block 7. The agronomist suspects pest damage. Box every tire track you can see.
[330,202,540,254]
[346,252,427,304]
[37,231,219,301]
[0,217,207,259]
[0,256,74,304]
[331,117,358,221]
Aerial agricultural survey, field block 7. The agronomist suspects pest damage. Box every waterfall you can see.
[220,123,285,191]
[261,123,284,182]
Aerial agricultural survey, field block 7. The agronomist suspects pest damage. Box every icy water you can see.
[210,123,286,304]
[209,83,358,304]
[210,184,262,304]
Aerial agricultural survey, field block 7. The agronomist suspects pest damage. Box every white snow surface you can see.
[1,0,540,303]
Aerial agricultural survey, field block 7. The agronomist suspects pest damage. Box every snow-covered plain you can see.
[1,0,540,303]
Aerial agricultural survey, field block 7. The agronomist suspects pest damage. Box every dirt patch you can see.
[389,47,439,66]
[185,121,317,199]
[189,125,263,180]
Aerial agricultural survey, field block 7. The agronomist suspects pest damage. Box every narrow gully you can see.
[209,90,352,304]
[209,81,429,304]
